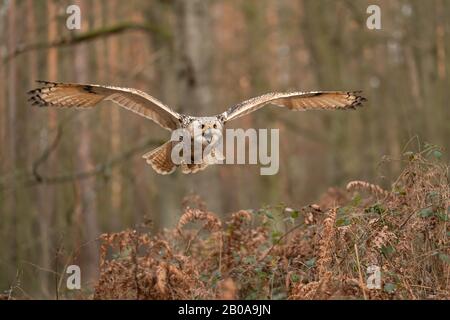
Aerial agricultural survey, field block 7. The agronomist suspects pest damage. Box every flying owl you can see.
[28,81,366,174]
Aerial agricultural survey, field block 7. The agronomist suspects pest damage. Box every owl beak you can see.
[204,129,213,143]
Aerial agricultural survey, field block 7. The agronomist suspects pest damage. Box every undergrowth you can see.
[94,145,449,300]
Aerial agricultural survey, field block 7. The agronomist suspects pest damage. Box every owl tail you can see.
[142,141,177,175]
[181,162,209,174]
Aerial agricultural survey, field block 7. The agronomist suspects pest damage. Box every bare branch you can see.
[26,137,164,186]
[3,22,171,62]
[32,125,63,183]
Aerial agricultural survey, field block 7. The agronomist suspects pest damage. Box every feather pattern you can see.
[28,81,182,130]
[221,91,366,122]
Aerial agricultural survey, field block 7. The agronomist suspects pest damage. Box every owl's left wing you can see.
[220,91,366,122]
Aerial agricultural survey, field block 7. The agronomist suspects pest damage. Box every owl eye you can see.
[213,124,217,129]
[201,124,205,129]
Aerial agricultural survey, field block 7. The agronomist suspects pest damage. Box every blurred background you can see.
[0,0,449,298]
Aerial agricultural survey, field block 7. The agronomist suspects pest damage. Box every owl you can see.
[28,81,366,174]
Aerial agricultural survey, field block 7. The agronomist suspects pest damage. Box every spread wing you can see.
[220,91,366,122]
[28,81,181,130]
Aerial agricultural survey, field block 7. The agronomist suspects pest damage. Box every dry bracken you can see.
[346,180,391,198]
[92,151,449,300]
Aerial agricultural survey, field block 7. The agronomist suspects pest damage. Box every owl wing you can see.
[220,91,366,122]
[28,81,182,130]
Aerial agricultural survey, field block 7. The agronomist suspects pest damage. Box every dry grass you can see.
[94,147,449,300]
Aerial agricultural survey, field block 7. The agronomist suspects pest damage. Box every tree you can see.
[73,0,100,283]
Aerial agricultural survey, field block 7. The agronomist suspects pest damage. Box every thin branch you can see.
[26,137,164,186]
[258,222,305,263]
[32,125,63,183]
[3,22,171,62]
[354,243,368,300]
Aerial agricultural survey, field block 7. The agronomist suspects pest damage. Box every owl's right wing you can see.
[28,81,182,131]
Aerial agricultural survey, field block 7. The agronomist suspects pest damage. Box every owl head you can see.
[189,117,223,145]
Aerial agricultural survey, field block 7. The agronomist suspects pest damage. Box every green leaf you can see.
[199,273,210,282]
[438,254,450,264]
[112,247,131,259]
[351,194,362,206]
[419,208,433,218]
[265,212,274,220]
[305,257,316,268]
[257,271,268,279]
[337,206,352,226]
[433,150,442,159]
[271,231,283,244]
[290,274,300,283]
[290,210,299,219]
[212,270,222,280]
[384,282,396,294]
[393,185,406,196]
[365,203,385,215]
[428,191,439,197]
[381,245,395,257]
[336,216,352,227]
[435,211,449,222]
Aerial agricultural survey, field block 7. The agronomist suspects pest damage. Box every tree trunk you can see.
[107,0,122,230]
[174,0,222,213]
[7,0,18,284]
[73,0,100,284]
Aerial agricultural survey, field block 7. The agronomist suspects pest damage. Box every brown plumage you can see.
[28,81,180,130]
[28,81,367,174]
[223,91,366,121]
[142,141,177,175]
